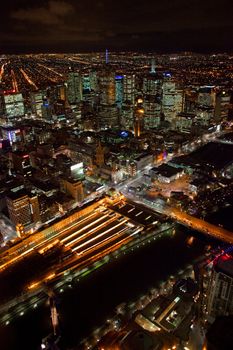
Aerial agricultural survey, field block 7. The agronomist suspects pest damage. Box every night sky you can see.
[1,0,233,53]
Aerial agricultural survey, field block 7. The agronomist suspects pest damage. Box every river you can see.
[0,225,220,350]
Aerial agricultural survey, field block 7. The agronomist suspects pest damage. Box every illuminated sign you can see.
[163,72,172,78]
[71,162,83,171]
[119,130,129,138]
[115,75,123,79]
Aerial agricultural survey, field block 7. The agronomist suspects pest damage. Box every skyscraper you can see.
[30,91,45,118]
[0,92,25,123]
[98,68,119,128]
[67,72,83,104]
[162,78,176,122]
[134,97,144,137]
[98,69,116,105]
[143,68,163,129]
[123,73,136,105]
[115,75,124,109]
[206,254,233,323]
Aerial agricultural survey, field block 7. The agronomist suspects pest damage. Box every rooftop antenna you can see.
[150,58,156,74]
[105,49,109,64]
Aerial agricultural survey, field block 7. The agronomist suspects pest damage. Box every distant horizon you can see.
[1,1,232,58]
[1,49,232,56]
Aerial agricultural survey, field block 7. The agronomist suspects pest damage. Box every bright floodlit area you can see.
[147,174,191,198]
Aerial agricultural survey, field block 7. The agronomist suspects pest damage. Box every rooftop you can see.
[152,164,183,178]
[121,330,163,350]
[172,142,233,171]
[214,254,233,278]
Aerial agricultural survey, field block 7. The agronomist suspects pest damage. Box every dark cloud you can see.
[11,1,74,25]
[0,0,233,53]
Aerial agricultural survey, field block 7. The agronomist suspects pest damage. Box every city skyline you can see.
[1,0,233,53]
[0,51,233,350]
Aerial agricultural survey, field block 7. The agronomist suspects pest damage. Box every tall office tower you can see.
[174,90,184,113]
[134,97,145,137]
[214,90,231,122]
[198,86,216,108]
[205,254,233,323]
[98,68,119,128]
[121,103,134,130]
[98,105,119,129]
[143,68,163,129]
[120,74,136,129]
[1,92,25,120]
[82,72,96,103]
[55,84,68,107]
[144,99,161,129]
[123,73,136,105]
[41,99,53,121]
[30,91,45,117]
[6,190,40,229]
[57,84,67,100]
[162,78,175,121]
[89,70,98,92]
[184,89,198,113]
[82,73,91,92]
[115,75,123,109]
[67,72,83,104]
[98,69,116,105]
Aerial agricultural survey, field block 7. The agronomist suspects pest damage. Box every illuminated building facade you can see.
[143,71,163,129]
[98,69,116,105]
[134,97,145,137]
[115,75,123,108]
[89,70,98,92]
[82,73,91,92]
[214,90,231,121]
[11,152,32,177]
[162,79,176,122]
[67,72,83,104]
[6,190,40,229]
[198,86,216,108]
[123,73,136,105]
[30,91,45,117]
[95,142,105,166]
[61,178,84,202]
[41,99,53,121]
[206,254,233,323]
[98,68,119,128]
[1,92,25,120]
[1,126,22,144]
